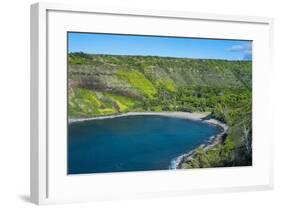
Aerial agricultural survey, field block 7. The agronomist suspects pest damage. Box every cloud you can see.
[228,42,252,60]
[228,45,245,52]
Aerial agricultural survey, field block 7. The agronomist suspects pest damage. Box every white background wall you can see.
[0,0,280,207]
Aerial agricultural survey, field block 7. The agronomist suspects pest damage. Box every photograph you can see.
[67,32,252,174]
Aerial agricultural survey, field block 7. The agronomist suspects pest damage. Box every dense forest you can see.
[68,52,252,168]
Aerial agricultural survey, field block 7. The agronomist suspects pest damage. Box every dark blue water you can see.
[68,115,221,174]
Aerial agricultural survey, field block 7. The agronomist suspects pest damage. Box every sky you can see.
[68,32,252,61]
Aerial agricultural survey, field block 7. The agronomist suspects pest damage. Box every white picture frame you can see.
[30,2,274,205]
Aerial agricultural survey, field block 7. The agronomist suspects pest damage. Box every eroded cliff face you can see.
[68,54,251,117]
[68,54,252,98]
[233,126,252,166]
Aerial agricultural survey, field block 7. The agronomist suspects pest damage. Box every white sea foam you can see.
[169,130,227,169]
[169,154,186,169]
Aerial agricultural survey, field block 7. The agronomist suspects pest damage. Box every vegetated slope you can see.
[68,52,252,167]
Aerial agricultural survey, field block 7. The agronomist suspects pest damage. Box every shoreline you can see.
[68,111,211,123]
[172,118,228,169]
[69,111,228,170]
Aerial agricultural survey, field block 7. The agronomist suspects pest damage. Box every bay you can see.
[68,115,221,174]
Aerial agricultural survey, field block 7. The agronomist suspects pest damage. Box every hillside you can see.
[68,52,252,168]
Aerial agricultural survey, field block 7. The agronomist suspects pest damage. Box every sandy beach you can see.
[69,111,211,123]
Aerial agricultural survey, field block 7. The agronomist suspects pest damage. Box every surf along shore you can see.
[69,111,228,169]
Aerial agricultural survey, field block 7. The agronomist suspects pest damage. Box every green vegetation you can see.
[117,69,157,99]
[68,52,252,167]
[68,88,140,117]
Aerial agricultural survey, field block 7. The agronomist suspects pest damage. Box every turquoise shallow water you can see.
[68,115,221,174]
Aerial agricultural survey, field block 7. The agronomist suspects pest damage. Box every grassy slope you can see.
[68,53,252,167]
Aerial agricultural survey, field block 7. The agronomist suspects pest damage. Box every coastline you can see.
[69,111,228,170]
[68,111,211,123]
[172,118,228,169]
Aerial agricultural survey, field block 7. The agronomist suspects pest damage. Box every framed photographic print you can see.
[30,2,274,205]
